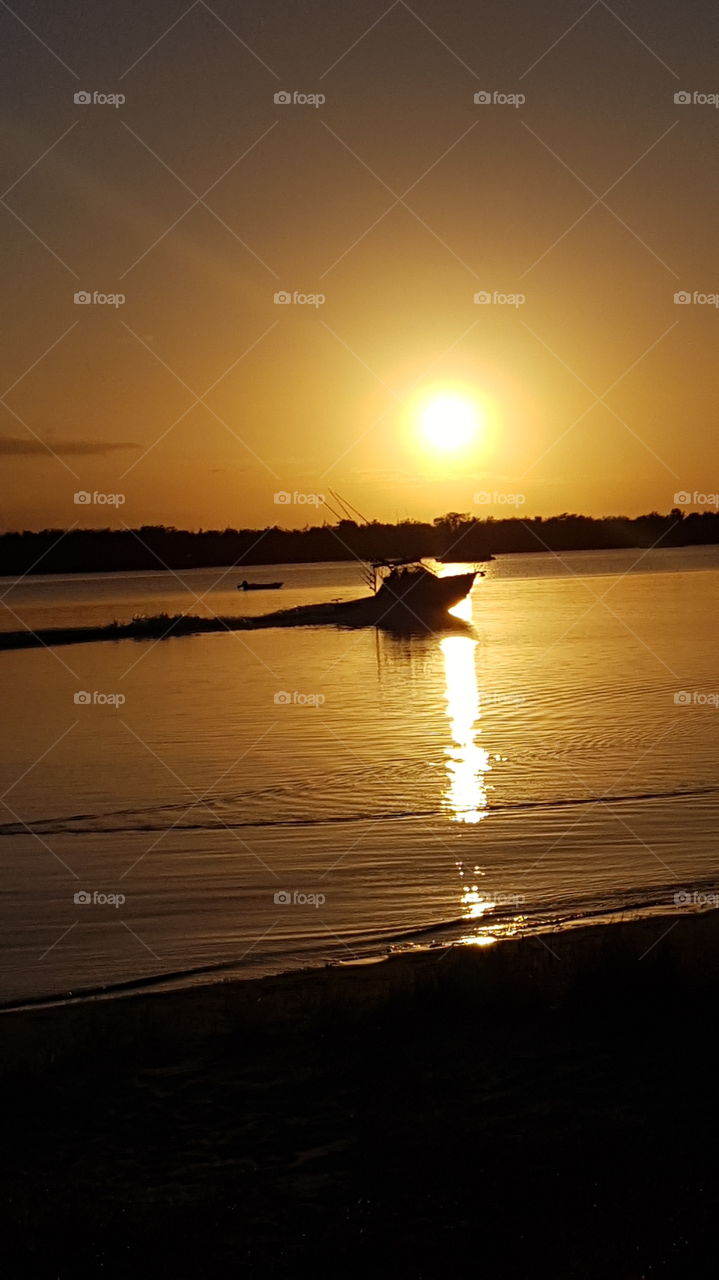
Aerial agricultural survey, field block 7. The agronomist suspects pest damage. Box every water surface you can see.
[1,547,718,1004]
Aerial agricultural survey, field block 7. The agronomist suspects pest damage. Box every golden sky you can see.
[1,0,717,530]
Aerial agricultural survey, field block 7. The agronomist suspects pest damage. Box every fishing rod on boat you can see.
[328,490,370,526]
[321,493,348,524]
[322,492,376,590]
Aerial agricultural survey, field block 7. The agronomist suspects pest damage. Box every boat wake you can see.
[1,783,715,838]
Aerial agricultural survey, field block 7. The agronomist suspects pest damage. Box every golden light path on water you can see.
[440,630,490,827]
[442,583,523,944]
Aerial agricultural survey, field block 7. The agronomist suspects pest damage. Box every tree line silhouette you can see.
[1,510,717,575]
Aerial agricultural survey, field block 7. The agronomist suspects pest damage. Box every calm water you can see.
[1,547,718,1005]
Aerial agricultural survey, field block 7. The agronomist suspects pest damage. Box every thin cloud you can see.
[0,437,140,457]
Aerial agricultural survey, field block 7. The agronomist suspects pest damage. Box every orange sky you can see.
[1,0,717,531]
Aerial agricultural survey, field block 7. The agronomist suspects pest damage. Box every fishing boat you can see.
[251,560,478,633]
[237,580,283,591]
[316,490,479,627]
[364,558,477,622]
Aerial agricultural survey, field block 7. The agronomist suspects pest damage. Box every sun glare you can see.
[419,394,480,453]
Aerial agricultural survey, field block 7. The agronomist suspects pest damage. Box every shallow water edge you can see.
[3,907,718,1075]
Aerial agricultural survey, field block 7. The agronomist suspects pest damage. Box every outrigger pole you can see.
[328,490,370,525]
[321,492,376,591]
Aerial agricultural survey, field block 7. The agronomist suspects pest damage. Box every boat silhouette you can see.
[365,558,477,623]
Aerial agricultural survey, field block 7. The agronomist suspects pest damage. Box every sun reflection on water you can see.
[459,879,495,918]
[440,633,491,824]
[439,600,523,942]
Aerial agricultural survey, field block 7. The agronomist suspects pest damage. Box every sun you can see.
[420,394,479,453]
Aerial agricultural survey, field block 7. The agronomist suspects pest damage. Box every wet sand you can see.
[2,911,719,1277]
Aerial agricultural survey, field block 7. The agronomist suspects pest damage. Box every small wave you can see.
[4,878,717,1014]
[1,784,715,839]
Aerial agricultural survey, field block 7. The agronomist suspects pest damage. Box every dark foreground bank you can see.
[2,911,719,1278]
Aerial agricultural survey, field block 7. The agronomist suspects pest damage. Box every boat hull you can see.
[374,570,476,620]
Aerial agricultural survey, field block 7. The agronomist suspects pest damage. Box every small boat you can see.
[237,580,283,591]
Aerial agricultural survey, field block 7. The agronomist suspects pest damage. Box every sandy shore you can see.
[2,910,719,1276]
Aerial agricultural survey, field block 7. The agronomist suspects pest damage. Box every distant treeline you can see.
[1,510,717,576]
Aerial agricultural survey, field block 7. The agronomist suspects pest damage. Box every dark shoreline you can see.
[3,910,719,1277]
[3,907,719,1074]
[2,510,719,576]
